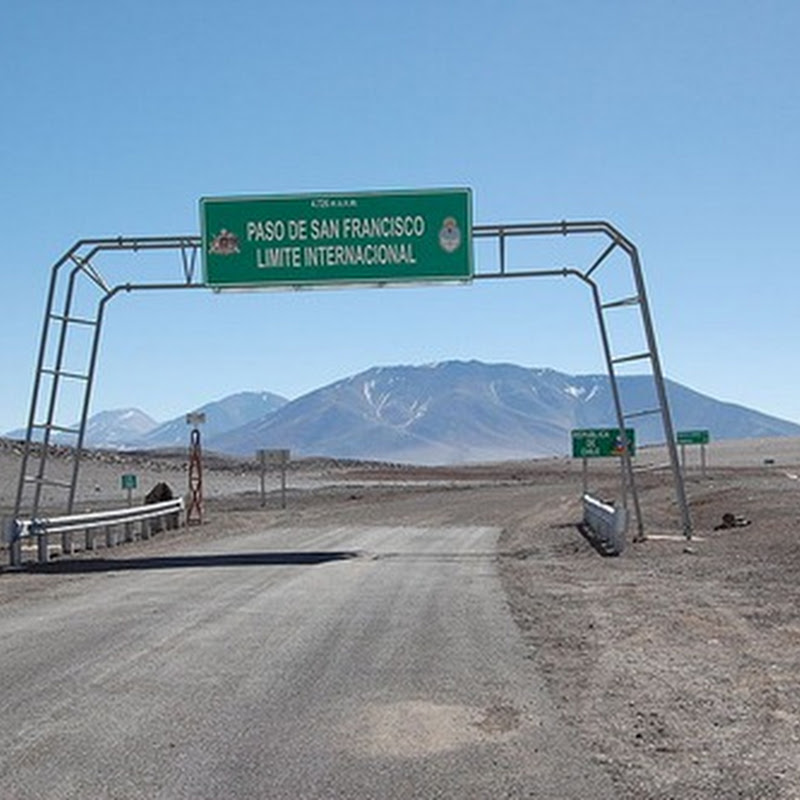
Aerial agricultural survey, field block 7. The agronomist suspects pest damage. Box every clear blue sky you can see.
[1,0,798,433]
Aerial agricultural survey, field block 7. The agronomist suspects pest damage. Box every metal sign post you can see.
[582,456,588,496]
[257,449,290,509]
[572,427,640,536]
[677,430,710,478]
[121,473,137,507]
[258,450,267,507]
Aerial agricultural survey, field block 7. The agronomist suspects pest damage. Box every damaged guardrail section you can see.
[5,497,185,566]
[582,493,627,555]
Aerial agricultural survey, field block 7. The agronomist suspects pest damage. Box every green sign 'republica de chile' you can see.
[200,188,473,289]
[571,428,636,459]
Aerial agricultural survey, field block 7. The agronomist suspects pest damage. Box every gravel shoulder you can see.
[500,465,800,799]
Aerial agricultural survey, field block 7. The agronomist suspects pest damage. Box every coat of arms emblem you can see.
[209,229,240,255]
[438,217,461,253]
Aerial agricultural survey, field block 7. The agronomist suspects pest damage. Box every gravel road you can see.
[2,438,800,798]
[0,517,615,799]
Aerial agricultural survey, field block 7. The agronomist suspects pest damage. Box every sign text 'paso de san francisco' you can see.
[201,189,473,289]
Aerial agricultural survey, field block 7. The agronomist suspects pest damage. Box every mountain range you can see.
[6,361,800,464]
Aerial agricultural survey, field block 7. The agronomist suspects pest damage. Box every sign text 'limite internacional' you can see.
[200,188,473,289]
[572,428,636,459]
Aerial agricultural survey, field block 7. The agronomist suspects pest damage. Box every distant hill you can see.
[5,408,159,449]
[6,363,799,464]
[4,392,288,451]
[131,391,289,449]
[208,361,800,464]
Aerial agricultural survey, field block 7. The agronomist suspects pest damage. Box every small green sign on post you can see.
[201,188,473,289]
[121,473,137,508]
[677,430,710,477]
[676,430,710,445]
[572,428,636,497]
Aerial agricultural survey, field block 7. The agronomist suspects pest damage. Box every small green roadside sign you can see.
[201,188,473,289]
[572,428,636,458]
[676,430,710,445]
[121,474,137,490]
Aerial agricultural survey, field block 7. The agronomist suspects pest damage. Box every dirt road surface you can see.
[2,438,799,798]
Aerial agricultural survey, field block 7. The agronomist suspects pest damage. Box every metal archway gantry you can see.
[9,220,691,566]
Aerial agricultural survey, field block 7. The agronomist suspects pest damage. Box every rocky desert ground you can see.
[2,436,800,798]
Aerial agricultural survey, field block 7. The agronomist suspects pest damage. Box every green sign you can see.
[201,188,473,289]
[572,428,636,458]
[677,430,710,445]
[120,474,137,490]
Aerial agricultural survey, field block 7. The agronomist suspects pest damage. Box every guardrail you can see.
[4,498,185,566]
[582,493,627,556]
